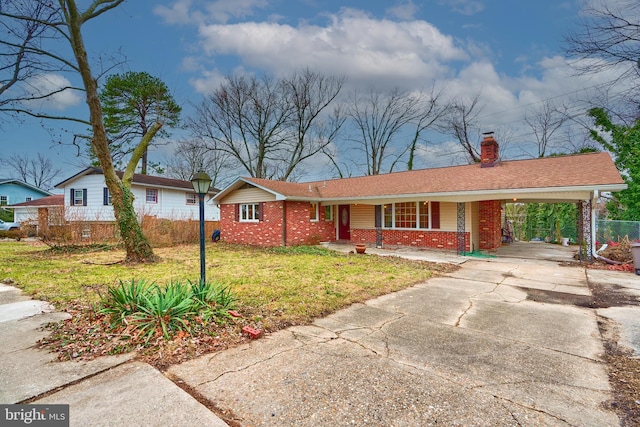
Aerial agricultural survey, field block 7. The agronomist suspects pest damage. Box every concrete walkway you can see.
[0,283,228,427]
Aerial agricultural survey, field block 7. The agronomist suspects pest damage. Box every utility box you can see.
[632,242,640,275]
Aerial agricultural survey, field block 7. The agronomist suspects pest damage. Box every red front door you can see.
[338,205,350,240]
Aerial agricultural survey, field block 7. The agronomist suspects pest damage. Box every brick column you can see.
[479,200,502,250]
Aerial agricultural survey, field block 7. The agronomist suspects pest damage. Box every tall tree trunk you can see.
[64,0,156,263]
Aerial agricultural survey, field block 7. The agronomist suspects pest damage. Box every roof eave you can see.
[213,177,288,203]
[316,184,627,204]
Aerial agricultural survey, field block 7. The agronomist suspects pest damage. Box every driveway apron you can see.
[169,257,619,426]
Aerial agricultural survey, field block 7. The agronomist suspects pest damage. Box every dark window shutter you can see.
[82,189,87,206]
[259,202,265,222]
[103,188,109,205]
[374,205,382,228]
[235,204,240,222]
[70,188,75,206]
[431,202,440,229]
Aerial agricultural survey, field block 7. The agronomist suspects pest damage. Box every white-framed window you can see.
[186,193,198,205]
[240,203,260,222]
[70,188,86,206]
[324,205,333,221]
[382,201,440,229]
[0,196,7,206]
[146,188,158,203]
[25,197,32,202]
[310,202,319,221]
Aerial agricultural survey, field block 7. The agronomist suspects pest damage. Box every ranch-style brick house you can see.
[213,134,626,257]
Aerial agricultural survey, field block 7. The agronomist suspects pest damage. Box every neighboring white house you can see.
[55,167,220,222]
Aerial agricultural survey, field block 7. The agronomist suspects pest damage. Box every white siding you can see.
[60,173,219,222]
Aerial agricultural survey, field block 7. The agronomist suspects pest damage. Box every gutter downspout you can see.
[591,190,599,260]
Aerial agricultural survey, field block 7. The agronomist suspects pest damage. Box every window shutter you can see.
[374,205,382,228]
[259,202,265,222]
[235,204,240,222]
[103,188,109,206]
[83,189,88,206]
[431,202,440,229]
[70,188,75,206]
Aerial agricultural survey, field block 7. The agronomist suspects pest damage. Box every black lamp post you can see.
[191,170,212,285]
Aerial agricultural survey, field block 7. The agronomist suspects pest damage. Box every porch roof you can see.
[215,152,626,204]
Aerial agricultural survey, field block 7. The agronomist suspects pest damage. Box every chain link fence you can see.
[596,220,640,243]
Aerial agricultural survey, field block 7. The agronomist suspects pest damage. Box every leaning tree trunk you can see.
[65,0,156,263]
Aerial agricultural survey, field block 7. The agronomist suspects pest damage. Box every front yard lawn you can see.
[0,241,455,368]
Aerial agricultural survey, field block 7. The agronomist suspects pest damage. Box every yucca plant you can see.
[190,280,237,322]
[100,278,237,341]
[99,278,151,327]
[132,282,196,341]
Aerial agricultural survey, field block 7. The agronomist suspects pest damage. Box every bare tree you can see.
[565,0,640,79]
[524,100,571,157]
[0,1,157,263]
[189,70,344,181]
[348,87,420,175]
[564,0,640,116]
[440,92,485,163]
[406,86,451,170]
[165,138,234,188]
[3,153,62,190]
[0,1,72,117]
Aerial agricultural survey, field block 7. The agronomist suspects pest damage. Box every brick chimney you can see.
[480,132,499,167]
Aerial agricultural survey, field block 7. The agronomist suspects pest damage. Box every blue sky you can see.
[2,0,629,184]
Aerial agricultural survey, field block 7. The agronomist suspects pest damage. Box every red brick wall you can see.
[219,202,284,246]
[219,201,335,247]
[284,201,335,246]
[479,200,502,250]
[351,228,470,251]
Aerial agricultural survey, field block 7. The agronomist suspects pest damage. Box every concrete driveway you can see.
[169,254,622,426]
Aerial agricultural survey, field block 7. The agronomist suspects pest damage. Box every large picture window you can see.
[382,201,440,229]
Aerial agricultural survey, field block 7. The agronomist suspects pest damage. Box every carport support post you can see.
[457,202,466,255]
[577,200,593,262]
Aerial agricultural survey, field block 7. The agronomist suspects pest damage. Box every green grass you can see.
[0,241,439,324]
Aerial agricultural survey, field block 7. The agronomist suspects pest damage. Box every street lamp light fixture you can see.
[191,170,212,285]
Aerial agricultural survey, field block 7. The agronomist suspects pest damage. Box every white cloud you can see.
[386,1,420,21]
[204,0,269,24]
[438,0,484,15]
[154,0,268,25]
[194,8,468,92]
[189,69,228,94]
[154,0,195,25]
[22,74,82,111]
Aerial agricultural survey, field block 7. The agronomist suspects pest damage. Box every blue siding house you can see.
[0,179,52,207]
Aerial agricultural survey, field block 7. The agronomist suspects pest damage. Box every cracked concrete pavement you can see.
[0,283,228,427]
[168,256,622,426]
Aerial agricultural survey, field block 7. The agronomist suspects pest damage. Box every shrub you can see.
[99,278,237,341]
